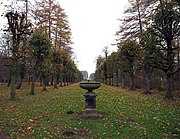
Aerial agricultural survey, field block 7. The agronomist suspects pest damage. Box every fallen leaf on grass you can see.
[11,104,18,109]
[0,108,3,112]
[74,127,92,135]
[27,127,32,130]
[29,119,34,123]
[160,133,179,137]
[47,132,51,135]
[134,125,144,129]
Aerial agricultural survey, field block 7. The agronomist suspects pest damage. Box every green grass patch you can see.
[0,83,179,138]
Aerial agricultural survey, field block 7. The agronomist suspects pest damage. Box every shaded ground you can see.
[0,131,12,139]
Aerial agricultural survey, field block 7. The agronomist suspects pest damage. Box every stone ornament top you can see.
[79,80,101,91]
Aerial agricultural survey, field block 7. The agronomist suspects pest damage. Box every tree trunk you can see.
[60,80,63,87]
[104,62,108,85]
[30,72,36,95]
[10,59,17,100]
[10,73,16,100]
[66,77,68,86]
[16,63,26,89]
[50,75,53,85]
[104,77,108,85]
[115,70,119,87]
[28,74,31,85]
[130,75,135,90]
[57,74,60,85]
[121,76,125,88]
[53,74,58,89]
[42,76,47,91]
[164,39,174,99]
[45,76,50,86]
[129,61,135,90]
[165,73,173,99]
[63,77,66,86]
[129,66,135,90]
[108,77,111,85]
[177,38,180,90]
[39,76,42,86]
[112,75,114,86]
[7,76,11,87]
[143,66,152,94]
[137,0,143,34]
[16,77,23,89]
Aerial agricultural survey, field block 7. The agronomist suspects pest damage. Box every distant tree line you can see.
[95,0,180,99]
[0,0,83,100]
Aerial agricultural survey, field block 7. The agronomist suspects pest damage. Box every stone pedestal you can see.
[79,80,101,118]
[84,92,97,116]
[84,92,97,108]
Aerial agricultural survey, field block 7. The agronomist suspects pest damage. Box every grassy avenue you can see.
[0,83,179,138]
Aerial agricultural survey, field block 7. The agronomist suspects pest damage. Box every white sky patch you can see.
[59,0,128,75]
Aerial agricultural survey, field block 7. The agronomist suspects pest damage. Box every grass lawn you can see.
[0,83,179,138]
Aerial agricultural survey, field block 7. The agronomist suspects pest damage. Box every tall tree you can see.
[52,48,71,88]
[4,11,31,100]
[140,28,163,94]
[34,0,72,49]
[53,4,72,50]
[0,33,12,86]
[106,52,119,86]
[151,0,180,98]
[103,47,108,84]
[116,0,158,92]
[94,55,105,82]
[34,0,72,86]
[52,49,63,88]
[116,0,157,39]
[95,62,105,83]
[29,29,52,94]
[118,39,139,90]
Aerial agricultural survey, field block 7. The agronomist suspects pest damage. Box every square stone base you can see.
[77,109,106,119]
[85,108,97,115]
[83,108,98,118]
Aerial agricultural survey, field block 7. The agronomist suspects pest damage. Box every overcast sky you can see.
[59,0,128,75]
[0,0,128,76]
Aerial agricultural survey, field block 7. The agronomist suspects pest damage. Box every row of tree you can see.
[95,0,180,99]
[0,0,83,100]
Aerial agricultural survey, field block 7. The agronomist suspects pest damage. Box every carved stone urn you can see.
[79,80,101,117]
